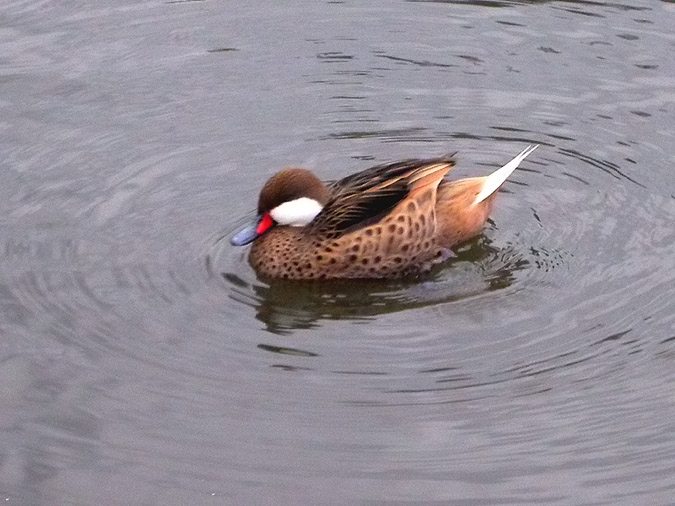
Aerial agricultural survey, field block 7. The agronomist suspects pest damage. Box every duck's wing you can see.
[309,155,456,236]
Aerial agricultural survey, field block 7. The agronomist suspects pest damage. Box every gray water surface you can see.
[2,0,675,504]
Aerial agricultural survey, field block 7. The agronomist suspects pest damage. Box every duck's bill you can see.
[230,223,259,246]
[230,212,275,246]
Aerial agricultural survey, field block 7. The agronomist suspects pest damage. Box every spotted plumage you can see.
[231,145,538,280]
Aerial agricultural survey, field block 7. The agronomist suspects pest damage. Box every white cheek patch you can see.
[270,197,323,226]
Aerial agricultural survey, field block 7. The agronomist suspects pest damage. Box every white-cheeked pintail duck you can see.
[231,145,539,280]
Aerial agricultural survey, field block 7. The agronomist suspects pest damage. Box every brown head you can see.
[231,168,331,246]
[256,168,330,216]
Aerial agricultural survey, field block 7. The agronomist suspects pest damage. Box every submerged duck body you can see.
[231,145,538,280]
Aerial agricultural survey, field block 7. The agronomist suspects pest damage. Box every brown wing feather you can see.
[309,156,455,235]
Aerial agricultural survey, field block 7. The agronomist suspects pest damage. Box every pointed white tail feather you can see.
[472,144,539,205]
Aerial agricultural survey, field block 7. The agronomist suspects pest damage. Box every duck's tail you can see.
[472,144,539,205]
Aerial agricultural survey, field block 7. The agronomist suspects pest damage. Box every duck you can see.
[231,145,538,280]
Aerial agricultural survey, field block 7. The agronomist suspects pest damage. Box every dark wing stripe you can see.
[313,185,409,234]
[309,156,456,236]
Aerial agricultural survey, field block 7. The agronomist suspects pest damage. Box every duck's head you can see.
[230,168,330,246]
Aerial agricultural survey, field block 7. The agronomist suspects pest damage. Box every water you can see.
[1,0,674,503]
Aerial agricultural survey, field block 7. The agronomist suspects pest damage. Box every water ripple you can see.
[2,0,675,502]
